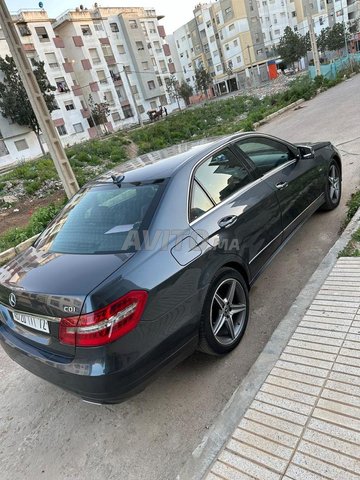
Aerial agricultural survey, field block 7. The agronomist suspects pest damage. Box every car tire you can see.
[198,268,249,355]
[321,160,341,211]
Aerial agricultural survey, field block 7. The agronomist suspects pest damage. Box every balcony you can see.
[63,62,74,73]
[81,108,91,118]
[23,43,35,52]
[53,37,65,48]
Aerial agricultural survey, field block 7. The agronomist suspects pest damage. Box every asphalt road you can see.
[1,75,360,480]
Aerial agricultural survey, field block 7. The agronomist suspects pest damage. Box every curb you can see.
[253,98,305,129]
[0,234,38,264]
[176,206,360,480]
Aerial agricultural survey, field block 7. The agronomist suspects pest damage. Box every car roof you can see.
[93,132,253,185]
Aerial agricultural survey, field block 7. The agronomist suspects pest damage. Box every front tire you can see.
[198,268,249,355]
[321,160,341,211]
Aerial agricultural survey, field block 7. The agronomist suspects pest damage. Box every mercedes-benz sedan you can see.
[0,133,342,403]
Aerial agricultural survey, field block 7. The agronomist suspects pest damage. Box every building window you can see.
[57,125,67,136]
[151,57,157,66]
[216,65,222,72]
[55,77,69,93]
[93,21,103,31]
[110,22,119,33]
[45,52,59,69]
[225,7,232,16]
[122,105,133,118]
[117,44,125,54]
[237,55,241,63]
[130,85,138,94]
[89,48,101,64]
[292,11,297,16]
[274,29,280,35]
[81,25,92,36]
[97,70,108,84]
[104,91,114,105]
[35,26,49,42]
[14,139,29,151]
[257,49,263,54]
[150,100,157,109]
[112,112,121,122]
[148,21,156,33]
[225,44,230,51]
[210,35,215,43]
[124,65,131,74]
[141,61,149,71]
[73,123,84,133]
[159,60,167,73]
[18,23,31,36]
[129,20,138,29]
[147,80,156,90]
[64,100,75,111]
[136,41,145,51]
[137,105,145,114]
[157,76,163,86]
[229,24,235,31]
[233,39,238,47]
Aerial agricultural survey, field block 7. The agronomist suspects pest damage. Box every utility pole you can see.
[0,0,79,199]
[247,45,255,88]
[122,66,143,127]
[304,1,321,76]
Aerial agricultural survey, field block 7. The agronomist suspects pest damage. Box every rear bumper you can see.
[0,324,197,404]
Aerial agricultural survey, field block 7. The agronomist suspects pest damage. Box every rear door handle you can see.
[275,181,288,190]
[218,215,238,229]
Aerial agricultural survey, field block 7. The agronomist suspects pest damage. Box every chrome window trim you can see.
[188,153,297,227]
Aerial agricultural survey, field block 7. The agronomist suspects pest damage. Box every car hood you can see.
[0,247,134,317]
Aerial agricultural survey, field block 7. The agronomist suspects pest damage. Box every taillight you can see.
[59,291,148,347]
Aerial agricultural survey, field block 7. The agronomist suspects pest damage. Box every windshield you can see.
[35,182,162,254]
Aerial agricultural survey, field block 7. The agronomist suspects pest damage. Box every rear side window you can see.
[235,138,295,175]
[36,183,161,254]
[190,181,214,222]
[194,148,253,204]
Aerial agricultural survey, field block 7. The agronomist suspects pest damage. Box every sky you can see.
[6,0,198,34]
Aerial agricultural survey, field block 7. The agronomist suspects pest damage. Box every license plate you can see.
[13,311,50,334]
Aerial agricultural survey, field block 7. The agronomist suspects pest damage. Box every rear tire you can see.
[198,268,249,355]
[321,160,341,211]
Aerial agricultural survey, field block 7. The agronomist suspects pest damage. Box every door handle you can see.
[218,215,238,229]
[275,181,288,190]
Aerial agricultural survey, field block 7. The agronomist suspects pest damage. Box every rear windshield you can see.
[35,183,162,254]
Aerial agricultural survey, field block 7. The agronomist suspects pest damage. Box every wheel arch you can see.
[332,154,342,178]
[218,260,251,290]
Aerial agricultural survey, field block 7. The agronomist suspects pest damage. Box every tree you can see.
[0,55,57,154]
[165,75,181,110]
[277,26,309,67]
[177,81,193,106]
[195,66,212,98]
[88,94,110,132]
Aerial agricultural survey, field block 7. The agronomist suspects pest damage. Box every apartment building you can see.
[0,10,89,166]
[174,0,268,95]
[53,6,178,135]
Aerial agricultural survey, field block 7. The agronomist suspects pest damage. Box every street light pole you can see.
[122,66,143,127]
[0,0,79,199]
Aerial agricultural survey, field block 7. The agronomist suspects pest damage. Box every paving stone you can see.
[279,353,333,370]
[332,362,360,377]
[308,418,360,445]
[265,374,322,396]
[303,428,360,459]
[326,379,360,398]
[275,360,329,378]
[291,452,360,480]
[287,339,340,353]
[226,438,289,473]
[237,419,298,448]
[251,400,308,425]
[298,440,360,475]
[305,309,355,319]
[329,371,360,387]
[336,354,360,367]
[313,407,360,431]
[205,472,223,480]
[308,304,358,314]
[210,460,256,480]
[321,388,360,408]
[295,326,346,339]
[339,347,360,359]
[291,333,343,347]
[255,391,313,415]
[218,449,281,480]
[283,346,336,362]
[302,315,352,326]
[244,409,303,436]
[299,321,349,333]
[285,463,333,480]
[312,299,360,308]
[260,383,317,405]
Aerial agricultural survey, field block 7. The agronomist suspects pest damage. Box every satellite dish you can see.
[80,4,84,10]
[38,2,44,7]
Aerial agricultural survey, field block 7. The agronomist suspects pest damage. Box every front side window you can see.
[36,183,162,254]
[194,148,253,205]
[235,138,295,175]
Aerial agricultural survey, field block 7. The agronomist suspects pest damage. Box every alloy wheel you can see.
[210,278,247,345]
[328,164,340,203]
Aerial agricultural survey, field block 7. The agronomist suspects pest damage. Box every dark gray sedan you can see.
[0,133,341,403]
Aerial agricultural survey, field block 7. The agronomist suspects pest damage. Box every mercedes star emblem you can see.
[9,293,16,308]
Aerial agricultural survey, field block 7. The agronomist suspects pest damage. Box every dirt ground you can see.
[0,191,65,236]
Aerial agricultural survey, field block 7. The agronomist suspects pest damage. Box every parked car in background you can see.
[0,133,342,403]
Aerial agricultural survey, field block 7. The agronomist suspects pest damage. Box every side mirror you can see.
[297,145,314,160]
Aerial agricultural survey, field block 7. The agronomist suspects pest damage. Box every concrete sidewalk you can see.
[206,257,360,480]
